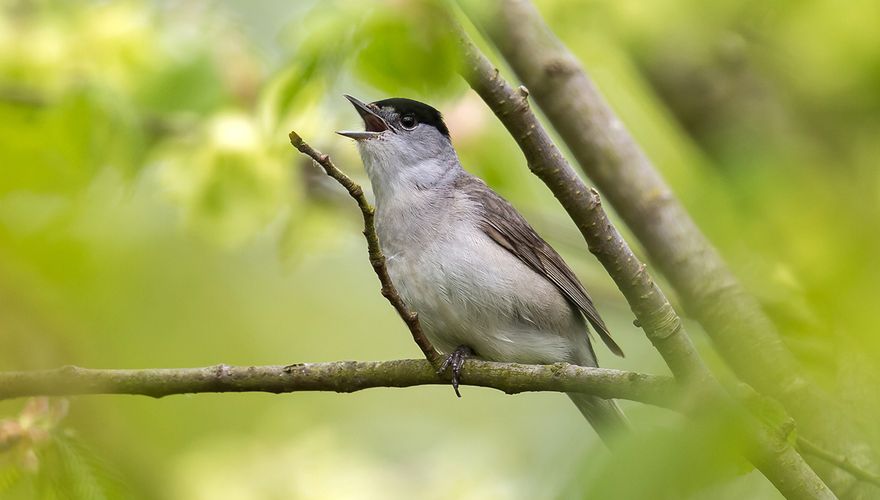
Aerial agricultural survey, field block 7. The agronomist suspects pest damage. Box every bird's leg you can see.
[438,345,474,398]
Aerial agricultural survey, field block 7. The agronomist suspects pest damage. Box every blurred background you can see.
[1,0,878,498]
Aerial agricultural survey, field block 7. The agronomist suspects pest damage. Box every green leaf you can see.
[353,2,462,97]
[0,464,24,495]
[0,88,146,195]
[34,432,128,500]
[135,53,227,114]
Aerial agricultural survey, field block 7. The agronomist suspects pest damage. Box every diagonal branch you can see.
[288,132,443,367]
[0,361,676,406]
[474,1,879,496]
[455,22,706,388]
[451,19,834,500]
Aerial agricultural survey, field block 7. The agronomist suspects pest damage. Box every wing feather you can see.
[456,174,624,357]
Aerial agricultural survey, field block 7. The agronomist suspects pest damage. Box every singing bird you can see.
[338,95,627,444]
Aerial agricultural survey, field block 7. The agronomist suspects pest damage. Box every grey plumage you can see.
[338,95,627,445]
[455,174,624,358]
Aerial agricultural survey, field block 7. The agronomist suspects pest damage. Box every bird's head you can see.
[338,95,456,189]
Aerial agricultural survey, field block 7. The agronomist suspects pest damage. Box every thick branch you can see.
[456,25,706,387]
[288,132,442,367]
[0,361,675,406]
[484,0,794,387]
[453,20,834,500]
[478,1,879,497]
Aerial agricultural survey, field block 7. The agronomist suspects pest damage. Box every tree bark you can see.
[453,22,834,500]
[475,1,879,496]
[0,360,675,404]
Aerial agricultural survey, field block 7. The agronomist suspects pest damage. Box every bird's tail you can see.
[567,392,629,448]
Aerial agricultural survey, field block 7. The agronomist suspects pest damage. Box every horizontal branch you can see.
[0,360,677,407]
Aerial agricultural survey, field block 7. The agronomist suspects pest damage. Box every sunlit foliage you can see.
[1,0,878,498]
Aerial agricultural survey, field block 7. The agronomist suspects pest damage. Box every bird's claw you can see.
[438,346,473,398]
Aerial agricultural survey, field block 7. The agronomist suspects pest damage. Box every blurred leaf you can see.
[158,112,290,247]
[0,464,23,495]
[353,1,461,97]
[567,416,760,499]
[48,432,126,500]
[135,53,227,114]
[277,202,349,265]
[269,58,323,122]
[0,88,144,195]
[5,431,128,500]
[271,1,367,120]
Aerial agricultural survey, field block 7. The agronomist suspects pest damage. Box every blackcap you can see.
[338,95,627,444]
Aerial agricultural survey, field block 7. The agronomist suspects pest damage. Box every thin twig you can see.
[288,132,443,367]
[798,437,880,488]
[0,361,676,406]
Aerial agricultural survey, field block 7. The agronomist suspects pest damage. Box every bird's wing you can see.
[456,174,624,357]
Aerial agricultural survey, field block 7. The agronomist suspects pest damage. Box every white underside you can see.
[377,189,596,367]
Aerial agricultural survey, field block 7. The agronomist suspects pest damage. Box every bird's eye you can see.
[400,115,417,130]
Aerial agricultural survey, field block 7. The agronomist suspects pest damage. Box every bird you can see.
[337,95,627,445]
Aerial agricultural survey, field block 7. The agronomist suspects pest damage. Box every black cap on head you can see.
[371,97,450,138]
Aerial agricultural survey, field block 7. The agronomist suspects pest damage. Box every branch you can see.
[288,132,443,367]
[798,438,880,489]
[0,361,676,406]
[476,1,879,497]
[483,0,794,387]
[454,22,706,387]
[451,18,835,500]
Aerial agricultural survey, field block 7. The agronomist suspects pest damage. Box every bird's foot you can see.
[438,345,473,398]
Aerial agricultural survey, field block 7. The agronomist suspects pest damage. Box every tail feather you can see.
[568,392,629,448]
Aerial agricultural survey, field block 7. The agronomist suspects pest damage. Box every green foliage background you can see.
[1,0,878,498]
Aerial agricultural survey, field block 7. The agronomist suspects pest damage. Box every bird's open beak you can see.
[337,94,390,140]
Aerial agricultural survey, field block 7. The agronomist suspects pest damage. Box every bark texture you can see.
[475,1,879,496]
